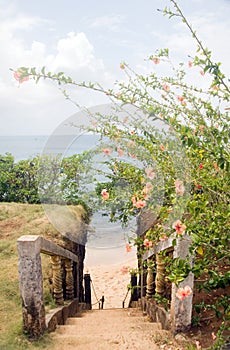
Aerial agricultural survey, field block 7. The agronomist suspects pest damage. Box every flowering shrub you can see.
[13,0,229,342]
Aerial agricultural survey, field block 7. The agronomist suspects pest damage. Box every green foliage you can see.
[13,0,230,341]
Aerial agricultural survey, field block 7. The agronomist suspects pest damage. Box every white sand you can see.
[84,246,138,309]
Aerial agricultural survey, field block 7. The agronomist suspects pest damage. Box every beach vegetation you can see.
[13,0,230,347]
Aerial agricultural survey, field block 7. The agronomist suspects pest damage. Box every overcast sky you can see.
[1,0,230,135]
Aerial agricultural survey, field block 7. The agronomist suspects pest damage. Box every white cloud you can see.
[0,10,114,135]
[88,14,125,32]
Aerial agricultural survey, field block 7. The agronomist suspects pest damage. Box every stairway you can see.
[49,308,164,350]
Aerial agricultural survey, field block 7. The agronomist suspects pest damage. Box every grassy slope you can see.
[0,202,84,350]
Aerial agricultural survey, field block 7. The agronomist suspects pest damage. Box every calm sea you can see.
[0,135,137,254]
[0,134,101,161]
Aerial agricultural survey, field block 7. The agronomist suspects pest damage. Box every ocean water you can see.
[0,134,101,161]
[0,135,137,262]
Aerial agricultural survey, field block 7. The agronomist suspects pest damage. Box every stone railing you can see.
[17,235,86,338]
[139,234,194,333]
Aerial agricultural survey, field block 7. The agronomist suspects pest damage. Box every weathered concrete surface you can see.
[46,299,80,332]
[17,236,46,338]
[17,235,81,338]
[171,234,194,333]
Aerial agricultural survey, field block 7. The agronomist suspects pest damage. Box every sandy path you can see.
[49,308,162,350]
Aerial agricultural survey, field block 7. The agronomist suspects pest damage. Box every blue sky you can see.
[0,0,230,135]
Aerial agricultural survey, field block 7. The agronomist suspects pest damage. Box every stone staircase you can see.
[49,307,166,350]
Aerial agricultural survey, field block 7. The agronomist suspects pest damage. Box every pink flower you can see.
[101,148,111,155]
[176,286,192,301]
[126,243,132,252]
[127,141,136,148]
[174,179,185,196]
[101,189,109,200]
[162,83,170,92]
[129,153,137,159]
[177,96,184,102]
[121,266,130,274]
[131,196,137,205]
[143,238,153,249]
[152,57,160,64]
[145,182,153,193]
[160,144,165,151]
[211,332,217,340]
[172,220,186,235]
[145,167,156,180]
[200,70,204,76]
[117,147,124,157]
[195,340,202,349]
[14,70,29,84]
[130,130,135,135]
[134,199,146,208]
[160,234,168,241]
[213,161,219,171]
[142,182,153,197]
[188,61,193,68]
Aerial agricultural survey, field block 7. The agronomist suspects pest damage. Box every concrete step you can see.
[50,308,163,350]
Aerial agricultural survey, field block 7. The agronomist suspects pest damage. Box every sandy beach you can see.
[84,246,138,309]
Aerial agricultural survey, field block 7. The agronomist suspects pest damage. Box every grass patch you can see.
[0,202,86,349]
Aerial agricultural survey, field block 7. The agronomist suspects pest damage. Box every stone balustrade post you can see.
[170,234,194,333]
[155,252,166,296]
[64,259,74,300]
[17,236,46,338]
[146,257,155,299]
[50,255,64,305]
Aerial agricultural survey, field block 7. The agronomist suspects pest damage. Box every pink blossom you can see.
[143,238,153,249]
[159,234,168,241]
[129,153,137,159]
[117,147,124,157]
[172,220,186,235]
[14,70,29,83]
[174,179,185,196]
[101,148,111,155]
[162,83,170,92]
[195,340,202,349]
[211,332,217,340]
[176,286,192,301]
[126,243,132,252]
[121,266,130,274]
[177,96,184,102]
[145,182,153,193]
[134,199,146,208]
[188,61,193,68]
[130,130,135,135]
[200,70,205,76]
[127,141,136,148]
[160,144,165,151]
[152,57,160,64]
[131,196,137,205]
[142,182,153,197]
[145,167,156,180]
[101,189,109,200]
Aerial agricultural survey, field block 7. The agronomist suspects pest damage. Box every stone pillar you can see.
[17,236,46,338]
[146,258,155,299]
[84,273,92,309]
[64,259,74,300]
[170,234,194,333]
[155,253,166,296]
[51,255,64,305]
